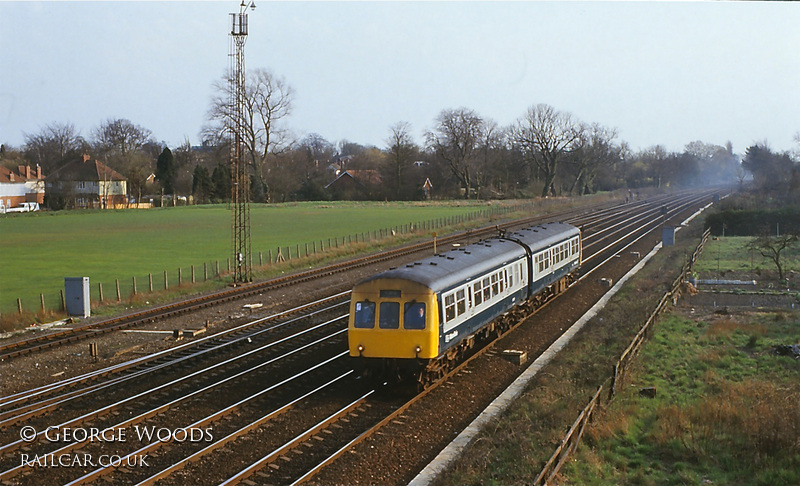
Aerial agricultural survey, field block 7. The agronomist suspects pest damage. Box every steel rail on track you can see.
[60,354,354,486]
[0,320,349,464]
[0,336,350,481]
[0,292,351,413]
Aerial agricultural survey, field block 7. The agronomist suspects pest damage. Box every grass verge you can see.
[563,311,800,485]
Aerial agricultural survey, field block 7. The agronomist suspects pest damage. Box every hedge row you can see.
[706,207,800,236]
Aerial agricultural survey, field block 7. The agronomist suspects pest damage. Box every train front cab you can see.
[348,278,440,362]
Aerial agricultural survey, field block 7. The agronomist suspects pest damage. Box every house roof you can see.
[0,166,20,183]
[325,169,381,189]
[47,156,126,182]
[0,165,43,183]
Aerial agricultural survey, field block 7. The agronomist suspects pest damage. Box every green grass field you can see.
[0,201,500,316]
[693,236,800,278]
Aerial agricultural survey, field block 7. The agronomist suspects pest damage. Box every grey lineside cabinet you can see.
[64,277,90,317]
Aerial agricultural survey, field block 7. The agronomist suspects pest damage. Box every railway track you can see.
[0,189,721,485]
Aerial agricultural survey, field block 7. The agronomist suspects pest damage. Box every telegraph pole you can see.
[229,1,255,284]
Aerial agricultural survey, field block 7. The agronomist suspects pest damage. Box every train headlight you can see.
[357,344,364,356]
[415,345,421,357]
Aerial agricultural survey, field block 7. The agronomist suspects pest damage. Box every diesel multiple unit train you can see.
[348,222,582,388]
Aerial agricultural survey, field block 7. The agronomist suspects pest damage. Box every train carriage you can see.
[348,222,581,386]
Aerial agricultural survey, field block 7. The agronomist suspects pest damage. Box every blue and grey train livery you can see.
[348,222,581,386]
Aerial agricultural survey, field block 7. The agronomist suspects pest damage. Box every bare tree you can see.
[426,108,484,199]
[511,104,581,198]
[204,68,294,183]
[23,122,86,173]
[93,118,153,160]
[566,123,620,195]
[385,122,418,199]
[747,233,798,281]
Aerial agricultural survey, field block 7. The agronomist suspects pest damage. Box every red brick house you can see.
[45,154,128,209]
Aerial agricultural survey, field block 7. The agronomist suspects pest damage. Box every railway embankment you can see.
[431,203,746,485]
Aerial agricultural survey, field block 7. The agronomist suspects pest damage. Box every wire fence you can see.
[4,202,543,318]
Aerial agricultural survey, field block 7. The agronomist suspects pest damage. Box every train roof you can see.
[356,222,579,294]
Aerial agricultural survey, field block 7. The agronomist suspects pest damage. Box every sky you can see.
[1,1,799,157]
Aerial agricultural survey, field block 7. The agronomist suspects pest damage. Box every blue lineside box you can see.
[65,277,91,317]
[662,226,676,246]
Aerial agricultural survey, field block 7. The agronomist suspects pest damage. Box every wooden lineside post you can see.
[132,276,137,295]
[115,279,121,301]
[17,298,22,314]
[60,289,65,311]
[40,293,45,313]
[178,267,182,286]
[191,265,195,284]
[149,273,154,292]
[164,270,169,290]
[204,262,208,281]
[98,283,104,303]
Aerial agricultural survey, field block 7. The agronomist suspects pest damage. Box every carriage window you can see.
[456,289,467,315]
[491,273,499,295]
[379,302,400,329]
[473,282,483,305]
[508,267,514,287]
[499,271,505,292]
[482,278,490,300]
[354,301,375,329]
[404,302,426,330]
[444,294,456,321]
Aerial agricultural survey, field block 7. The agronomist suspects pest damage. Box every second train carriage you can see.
[348,222,581,386]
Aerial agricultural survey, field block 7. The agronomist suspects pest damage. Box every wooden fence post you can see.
[115,279,121,301]
[164,270,169,290]
[41,293,45,313]
[98,283,104,302]
[149,273,153,292]
[132,276,137,295]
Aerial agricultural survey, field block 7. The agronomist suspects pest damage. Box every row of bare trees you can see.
[2,66,785,207]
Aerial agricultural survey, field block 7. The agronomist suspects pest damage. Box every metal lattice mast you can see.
[229,2,254,284]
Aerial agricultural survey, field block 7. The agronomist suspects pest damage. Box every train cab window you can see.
[404,302,426,330]
[379,302,400,329]
[354,301,376,329]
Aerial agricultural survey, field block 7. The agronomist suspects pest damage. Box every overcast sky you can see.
[1,1,799,156]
